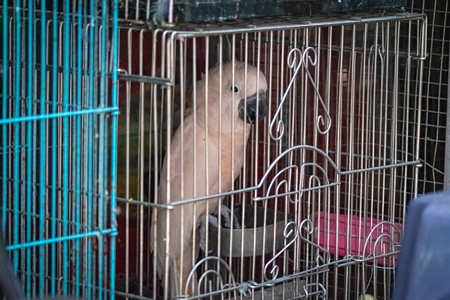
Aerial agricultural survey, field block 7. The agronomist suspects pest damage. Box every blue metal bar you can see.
[19,1,29,294]
[13,0,22,276]
[73,1,83,297]
[39,0,47,296]
[98,0,109,297]
[50,0,59,295]
[82,20,89,298]
[1,0,8,235]
[62,0,70,295]
[6,229,116,251]
[26,0,35,295]
[91,0,100,295]
[0,107,118,124]
[87,0,96,297]
[110,1,120,299]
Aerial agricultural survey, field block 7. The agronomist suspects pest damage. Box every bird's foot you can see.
[216,204,240,229]
[196,214,219,253]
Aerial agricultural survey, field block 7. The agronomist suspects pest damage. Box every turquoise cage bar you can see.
[0,1,119,299]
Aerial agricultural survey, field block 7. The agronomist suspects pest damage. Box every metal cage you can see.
[1,1,430,300]
[0,1,119,299]
[407,0,450,193]
[114,12,426,300]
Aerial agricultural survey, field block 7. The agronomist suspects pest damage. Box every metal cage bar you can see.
[112,12,425,300]
[0,1,119,299]
[408,0,450,192]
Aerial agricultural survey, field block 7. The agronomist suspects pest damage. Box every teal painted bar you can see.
[86,0,96,297]
[0,107,118,125]
[73,1,83,297]
[26,0,35,295]
[13,0,22,277]
[62,0,70,295]
[2,1,118,298]
[1,0,8,235]
[6,229,116,251]
[110,1,120,300]
[39,0,47,296]
[98,0,109,297]
[50,0,58,295]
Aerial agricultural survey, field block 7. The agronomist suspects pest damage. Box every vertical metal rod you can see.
[400,20,412,223]
[26,0,35,295]
[50,0,59,295]
[189,35,197,298]
[359,22,369,297]
[98,0,109,297]
[445,19,450,189]
[1,0,8,237]
[58,23,64,290]
[421,4,436,191]
[125,27,132,298]
[151,28,159,300]
[12,0,22,277]
[414,17,427,198]
[92,2,100,295]
[138,29,145,298]
[73,0,82,297]
[19,5,26,293]
[389,22,400,265]
[432,1,448,191]
[161,30,171,300]
[110,1,120,299]
[254,30,263,289]
[85,0,96,297]
[62,0,70,295]
[39,0,47,296]
[201,34,211,293]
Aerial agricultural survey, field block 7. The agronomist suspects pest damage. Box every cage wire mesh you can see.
[0,1,431,300]
[407,0,449,193]
[0,1,119,299]
[113,11,426,300]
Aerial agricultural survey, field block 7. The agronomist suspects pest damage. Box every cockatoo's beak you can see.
[238,91,267,124]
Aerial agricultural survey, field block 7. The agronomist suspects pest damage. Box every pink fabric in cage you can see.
[314,212,402,267]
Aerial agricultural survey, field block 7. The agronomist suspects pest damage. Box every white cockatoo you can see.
[151,60,268,297]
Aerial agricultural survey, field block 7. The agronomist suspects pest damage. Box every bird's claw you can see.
[216,204,240,229]
[197,215,218,253]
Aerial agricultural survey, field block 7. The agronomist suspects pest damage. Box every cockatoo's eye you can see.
[231,85,239,93]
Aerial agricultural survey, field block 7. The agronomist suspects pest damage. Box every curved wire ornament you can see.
[263,221,300,282]
[254,146,343,202]
[265,164,299,203]
[184,256,238,298]
[270,48,303,141]
[300,47,332,135]
[295,282,327,299]
[298,162,335,199]
[299,218,331,267]
[269,46,332,140]
[361,221,402,269]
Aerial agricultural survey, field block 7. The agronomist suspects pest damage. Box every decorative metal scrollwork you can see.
[265,165,299,203]
[270,46,332,141]
[183,256,238,299]
[299,218,331,267]
[263,221,300,281]
[360,221,402,269]
[254,145,341,203]
[295,282,327,299]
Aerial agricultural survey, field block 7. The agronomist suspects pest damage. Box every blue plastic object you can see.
[0,1,119,299]
[392,190,450,300]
